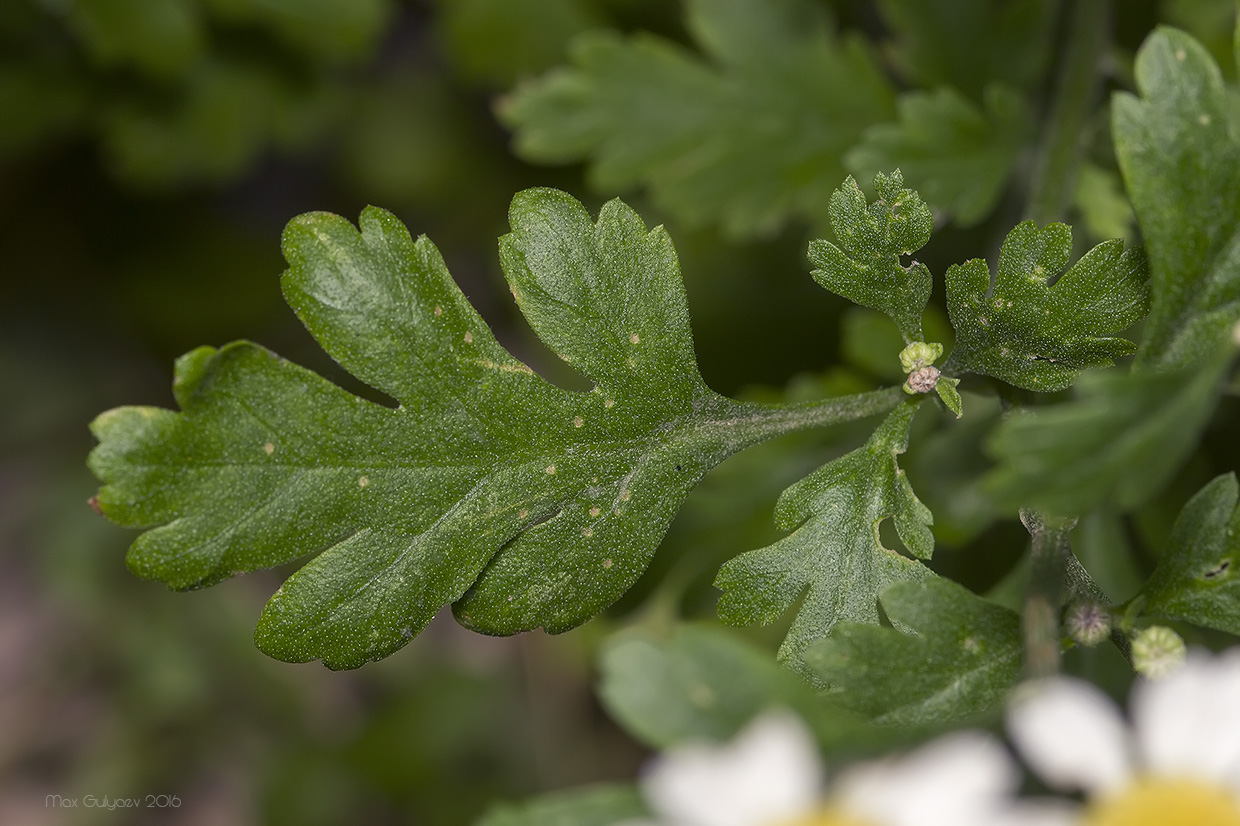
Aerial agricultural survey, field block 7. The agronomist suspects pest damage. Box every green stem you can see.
[1025,0,1109,225]
[747,386,908,438]
[690,386,907,456]
[1020,508,1076,678]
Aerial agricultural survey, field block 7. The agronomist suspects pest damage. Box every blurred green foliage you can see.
[805,579,1022,727]
[5,0,1240,822]
[501,0,898,237]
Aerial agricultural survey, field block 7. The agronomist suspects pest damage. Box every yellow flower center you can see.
[1083,778,1240,826]
[768,807,877,826]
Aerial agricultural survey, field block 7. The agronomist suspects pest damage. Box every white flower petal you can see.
[986,800,1081,826]
[836,732,1018,826]
[1132,647,1240,784]
[640,711,822,826]
[1007,677,1133,795]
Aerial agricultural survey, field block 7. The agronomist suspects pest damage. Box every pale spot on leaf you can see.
[463,332,473,344]
[263,442,275,455]
[573,416,584,428]
[689,683,714,707]
[589,507,601,517]
[358,476,369,488]
[545,465,556,475]
[474,359,534,374]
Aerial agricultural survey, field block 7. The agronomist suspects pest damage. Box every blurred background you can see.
[2,0,1237,823]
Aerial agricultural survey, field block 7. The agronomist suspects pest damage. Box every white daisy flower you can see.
[1007,647,1240,825]
[619,711,1072,826]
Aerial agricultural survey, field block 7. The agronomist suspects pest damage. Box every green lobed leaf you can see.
[89,188,902,669]
[944,221,1150,391]
[499,0,895,237]
[984,346,1230,515]
[876,0,1054,100]
[474,784,647,826]
[715,401,934,678]
[846,85,1032,227]
[984,27,1240,517]
[808,171,933,342]
[1113,26,1240,372]
[804,578,1021,727]
[1137,473,1240,635]
[1162,0,1239,84]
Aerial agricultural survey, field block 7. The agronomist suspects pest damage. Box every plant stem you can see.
[751,386,908,438]
[1025,0,1109,226]
[691,386,907,455]
[1012,0,1108,679]
[1020,508,1076,678]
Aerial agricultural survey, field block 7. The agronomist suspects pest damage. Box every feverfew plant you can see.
[85,2,1240,822]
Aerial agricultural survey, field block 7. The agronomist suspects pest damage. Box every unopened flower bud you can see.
[1065,602,1111,647]
[903,365,941,394]
[1132,626,1186,679]
[899,341,944,373]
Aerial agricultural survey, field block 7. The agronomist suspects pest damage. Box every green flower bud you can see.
[899,341,944,373]
[1132,626,1187,679]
